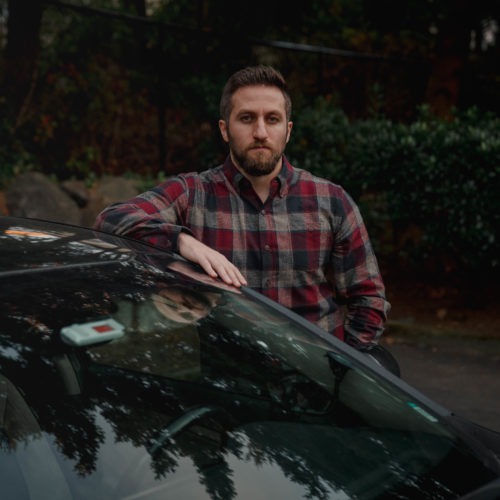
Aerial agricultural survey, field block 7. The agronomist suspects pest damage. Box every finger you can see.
[206,260,237,286]
[231,266,247,286]
[196,257,220,279]
[179,236,247,287]
[208,258,247,287]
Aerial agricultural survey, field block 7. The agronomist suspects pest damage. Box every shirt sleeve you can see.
[332,192,391,346]
[93,178,193,252]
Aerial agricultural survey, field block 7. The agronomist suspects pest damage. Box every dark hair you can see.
[219,65,292,122]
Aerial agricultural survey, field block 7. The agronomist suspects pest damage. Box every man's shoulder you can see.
[169,165,225,186]
[289,165,346,195]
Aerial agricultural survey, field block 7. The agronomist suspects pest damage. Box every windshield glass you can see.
[88,279,450,430]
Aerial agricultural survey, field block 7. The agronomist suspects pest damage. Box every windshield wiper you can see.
[148,405,230,455]
[326,351,351,400]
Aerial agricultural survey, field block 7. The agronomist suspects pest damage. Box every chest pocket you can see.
[277,210,333,271]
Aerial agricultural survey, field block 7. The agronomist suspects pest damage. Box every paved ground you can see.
[380,276,500,433]
[381,326,500,433]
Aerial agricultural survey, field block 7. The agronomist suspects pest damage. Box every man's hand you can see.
[177,233,247,287]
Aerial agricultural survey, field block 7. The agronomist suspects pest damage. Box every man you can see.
[94,65,390,347]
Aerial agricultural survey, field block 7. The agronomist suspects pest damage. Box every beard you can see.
[228,136,286,178]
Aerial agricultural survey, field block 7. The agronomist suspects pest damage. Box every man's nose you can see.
[253,118,268,139]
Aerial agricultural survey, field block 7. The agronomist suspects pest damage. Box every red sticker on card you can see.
[93,324,113,333]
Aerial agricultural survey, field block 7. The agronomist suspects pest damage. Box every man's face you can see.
[219,85,292,177]
[152,286,219,324]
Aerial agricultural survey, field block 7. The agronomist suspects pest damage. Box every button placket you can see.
[259,208,272,288]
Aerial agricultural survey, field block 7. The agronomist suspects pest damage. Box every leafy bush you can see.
[0,121,37,188]
[288,100,500,277]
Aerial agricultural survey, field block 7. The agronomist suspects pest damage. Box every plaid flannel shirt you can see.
[94,156,390,345]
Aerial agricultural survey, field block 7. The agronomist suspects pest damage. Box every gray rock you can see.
[6,172,82,225]
[81,176,140,227]
[3,173,142,228]
[61,179,90,208]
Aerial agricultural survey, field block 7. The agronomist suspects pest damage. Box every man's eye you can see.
[240,115,252,123]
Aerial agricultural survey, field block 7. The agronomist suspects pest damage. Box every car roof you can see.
[0,215,160,271]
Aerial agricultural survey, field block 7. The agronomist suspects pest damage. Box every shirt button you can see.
[264,244,270,251]
[260,210,266,216]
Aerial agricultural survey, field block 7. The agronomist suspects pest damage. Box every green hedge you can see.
[288,100,500,275]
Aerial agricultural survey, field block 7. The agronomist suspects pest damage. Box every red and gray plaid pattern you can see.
[94,156,390,345]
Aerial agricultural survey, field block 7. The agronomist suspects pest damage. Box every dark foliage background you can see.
[1,0,499,289]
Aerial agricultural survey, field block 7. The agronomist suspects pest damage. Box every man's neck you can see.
[250,176,273,203]
[233,159,282,204]
[245,167,281,203]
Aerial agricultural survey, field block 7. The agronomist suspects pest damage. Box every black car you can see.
[1,216,499,500]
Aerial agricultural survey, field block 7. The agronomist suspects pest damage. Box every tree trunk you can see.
[424,1,472,118]
[122,0,146,16]
[2,0,44,128]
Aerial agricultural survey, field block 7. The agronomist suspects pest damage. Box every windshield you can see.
[88,279,454,428]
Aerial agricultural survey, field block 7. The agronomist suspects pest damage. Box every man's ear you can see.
[286,121,293,144]
[219,120,229,143]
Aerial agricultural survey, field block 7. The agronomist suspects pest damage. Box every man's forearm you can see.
[93,201,183,251]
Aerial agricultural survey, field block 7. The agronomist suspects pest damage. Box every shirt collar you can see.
[222,155,291,198]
